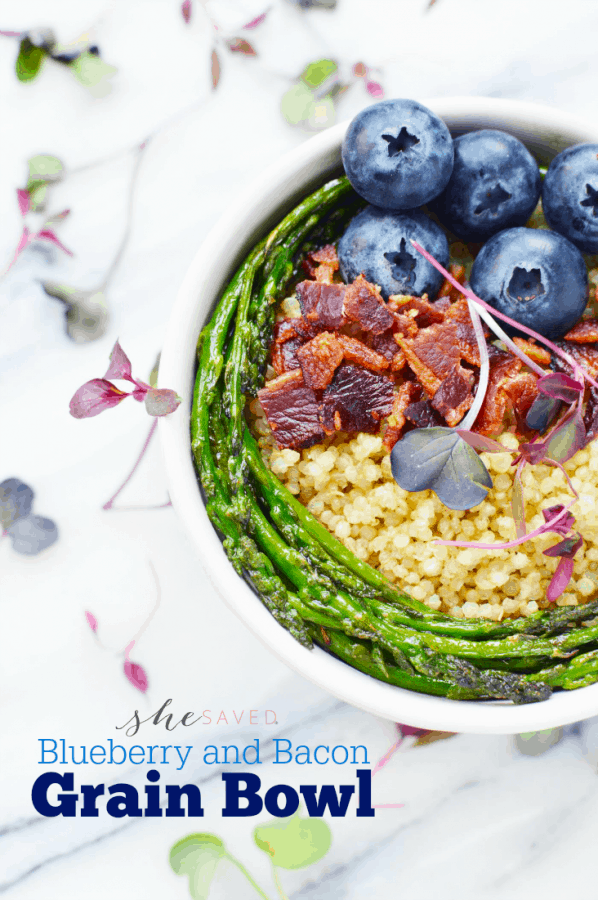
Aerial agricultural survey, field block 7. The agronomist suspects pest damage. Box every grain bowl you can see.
[160,97,598,733]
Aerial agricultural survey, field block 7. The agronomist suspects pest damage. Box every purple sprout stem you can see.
[120,561,161,657]
[411,240,598,389]
[102,418,158,510]
[436,497,576,550]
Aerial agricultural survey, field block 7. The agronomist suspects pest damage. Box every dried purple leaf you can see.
[546,557,575,603]
[85,611,98,632]
[124,659,148,693]
[36,228,73,256]
[537,372,583,403]
[366,80,384,98]
[181,0,192,23]
[542,505,576,537]
[17,188,30,216]
[227,37,257,56]
[543,533,583,559]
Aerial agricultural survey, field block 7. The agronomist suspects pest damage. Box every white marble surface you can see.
[4,0,598,897]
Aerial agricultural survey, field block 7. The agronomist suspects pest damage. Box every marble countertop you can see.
[3,0,598,897]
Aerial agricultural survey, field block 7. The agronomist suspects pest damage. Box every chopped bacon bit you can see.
[584,386,598,445]
[431,368,474,426]
[368,328,401,361]
[296,282,346,329]
[564,318,598,343]
[391,348,406,373]
[442,299,485,365]
[388,293,446,328]
[437,264,466,302]
[336,334,390,373]
[553,341,598,377]
[473,347,521,436]
[503,372,539,434]
[383,382,419,451]
[321,364,394,434]
[434,295,453,313]
[273,318,299,343]
[301,245,339,283]
[405,399,444,428]
[297,331,343,390]
[258,370,325,449]
[513,337,551,366]
[271,336,303,375]
[396,317,476,400]
[391,311,419,338]
[344,275,393,334]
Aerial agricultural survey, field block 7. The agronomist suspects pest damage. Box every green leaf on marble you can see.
[301,58,337,90]
[16,38,46,83]
[169,833,226,900]
[254,812,331,869]
[281,81,315,126]
[70,51,117,97]
[28,154,64,185]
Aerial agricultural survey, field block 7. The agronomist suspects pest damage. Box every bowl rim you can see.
[159,96,598,734]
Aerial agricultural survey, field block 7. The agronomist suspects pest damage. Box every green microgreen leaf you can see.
[169,833,226,900]
[544,408,586,463]
[16,38,46,82]
[390,427,493,511]
[70,51,117,97]
[281,81,315,126]
[27,154,64,186]
[301,58,337,90]
[254,812,331,870]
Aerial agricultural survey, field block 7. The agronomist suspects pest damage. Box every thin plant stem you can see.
[228,855,273,900]
[121,560,162,657]
[271,864,289,900]
[103,418,158,510]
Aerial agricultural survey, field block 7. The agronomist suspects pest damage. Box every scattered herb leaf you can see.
[254,813,331,869]
[16,37,46,82]
[42,282,108,344]
[170,833,226,900]
[0,478,58,555]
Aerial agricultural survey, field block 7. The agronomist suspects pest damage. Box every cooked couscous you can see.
[251,400,598,622]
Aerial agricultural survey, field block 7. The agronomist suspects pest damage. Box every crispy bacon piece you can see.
[442,299,485,366]
[271,337,303,374]
[391,349,406,373]
[405,399,444,428]
[503,372,540,434]
[396,316,477,399]
[473,347,521,436]
[343,275,394,334]
[368,328,400,361]
[321,364,394,434]
[258,370,325,449]
[336,334,390,374]
[437,264,466,303]
[431,368,474,426]
[553,341,598,377]
[296,281,346,329]
[564,318,598,343]
[391,310,419,338]
[513,337,551,366]
[297,332,343,390]
[383,382,419,451]
[388,294,446,328]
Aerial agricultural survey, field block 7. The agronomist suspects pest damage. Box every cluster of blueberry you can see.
[339,99,597,340]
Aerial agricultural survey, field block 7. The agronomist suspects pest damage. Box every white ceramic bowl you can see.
[160,97,598,734]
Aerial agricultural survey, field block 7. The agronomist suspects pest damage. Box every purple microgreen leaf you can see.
[131,383,150,402]
[390,427,492,511]
[397,723,431,738]
[537,372,584,403]
[366,80,384,98]
[544,407,586,463]
[227,37,257,56]
[7,514,58,555]
[104,340,134,381]
[512,463,526,539]
[124,659,148,693]
[36,228,73,256]
[244,11,268,28]
[543,533,583,559]
[144,387,182,417]
[44,207,70,226]
[542,505,576,536]
[17,188,30,216]
[16,226,31,255]
[85,611,98,632]
[526,394,562,433]
[455,430,507,454]
[352,61,368,77]
[517,438,548,466]
[546,556,575,603]
[0,478,34,530]
[69,378,129,419]
[181,0,192,23]
[211,48,221,89]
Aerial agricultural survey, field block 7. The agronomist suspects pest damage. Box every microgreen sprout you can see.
[69,340,181,419]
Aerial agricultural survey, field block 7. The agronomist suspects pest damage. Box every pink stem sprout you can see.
[436,497,576,550]
[103,419,158,510]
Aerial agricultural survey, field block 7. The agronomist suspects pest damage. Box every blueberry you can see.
[341,99,454,210]
[542,143,598,253]
[338,206,449,299]
[432,130,541,242]
[0,478,34,530]
[469,228,588,340]
[7,515,58,555]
